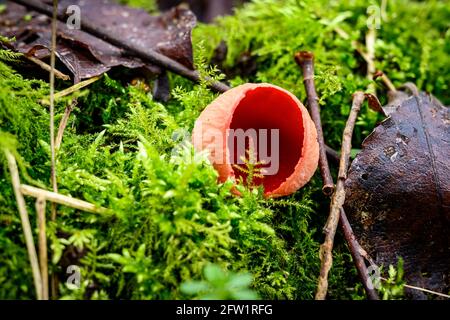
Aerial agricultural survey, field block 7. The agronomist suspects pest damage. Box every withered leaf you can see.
[344,84,449,299]
[0,0,196,83]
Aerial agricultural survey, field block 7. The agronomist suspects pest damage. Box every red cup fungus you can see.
[192,83,319,197]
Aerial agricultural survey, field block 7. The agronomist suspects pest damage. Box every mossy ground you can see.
[0,0,448,300]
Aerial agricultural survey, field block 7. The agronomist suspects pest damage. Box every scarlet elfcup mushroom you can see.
[192,83,319,197]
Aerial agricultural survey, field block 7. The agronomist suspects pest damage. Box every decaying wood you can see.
[21,185,110,215]
[294,51,334,196]
[36,197,48,300]
[316,92,366,300]
[4,150,43,300]
[158,0,241,23]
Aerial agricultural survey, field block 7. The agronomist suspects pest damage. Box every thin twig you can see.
[21,184,110,215]
[366,28,376,94]
[50,77,101,150]
[5,150,43,300]
[295,51,334,196]
[48,3,59,299]
[325,145,340,165]
[10,0,231,93]
[41,76,101,105]
[333,27,396,92]
[294,52,377,299]
[49,0,58,221]
[316,92,366,300]
[26,56,70,81]
[36,196,48,300]
[153,70,171,102]
[340,208,379,300]
[379,277,450,299]
[55,99,77,150]
[374,70,397,92]
[334,26,350,40]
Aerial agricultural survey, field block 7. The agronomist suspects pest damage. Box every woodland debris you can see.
[339,208,379,300]
[332,26,396,93]
[55,98,77,150]
[295,51,334,196]
[20,184,110,215]
[36,196,48,300]
[49,0,57,221]
[2,0,196,83]
[295,51,378,299]
[4,150,43,300]
[366,28,376,94]
[344,84,450,299]
[41,75,102,105]
[157,0,246,23]
[26,55,70,81]
[316,92,366,300]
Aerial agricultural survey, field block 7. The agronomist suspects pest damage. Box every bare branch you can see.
[10,0,230,93]
[366,28,376,94]
[41,76,102,105]
[315,92,366,300]
[49,0,58,221]
[21,184,110,215]
[340,208,379,300]
[26,56,70,81]
[36,197,49,300]
[295,51,334,196]
[5,150,43,300]
[55,99,77,150]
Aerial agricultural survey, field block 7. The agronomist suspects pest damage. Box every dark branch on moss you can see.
[295,51,334,196]
[9,0,231,93]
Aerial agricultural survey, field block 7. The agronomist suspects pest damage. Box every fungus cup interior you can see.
[228,87,304,193]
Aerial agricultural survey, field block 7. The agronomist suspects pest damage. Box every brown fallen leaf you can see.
[0,0,196,82]
[344,84,450,299]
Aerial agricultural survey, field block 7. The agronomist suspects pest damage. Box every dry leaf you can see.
[0,0,196,82]
[344,84,449,298]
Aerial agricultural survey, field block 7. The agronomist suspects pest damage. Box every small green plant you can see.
[0,37,22,63]
[181,264,259,300]
[378,258,405,300]
[233,141,265,188]
[0,49,22,62]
